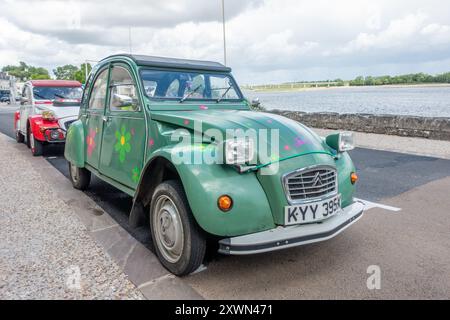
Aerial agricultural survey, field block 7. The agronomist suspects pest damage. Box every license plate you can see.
[284,194,341,226]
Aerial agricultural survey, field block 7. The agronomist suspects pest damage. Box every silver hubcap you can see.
[153,195,184,263]
[70,163,79,183]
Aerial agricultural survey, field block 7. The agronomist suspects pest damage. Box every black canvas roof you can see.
[101,54,231,73]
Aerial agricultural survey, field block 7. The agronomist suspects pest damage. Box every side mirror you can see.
[112,93,137,111]
[251,98,260,108]
[20,97,29,105]
[114,94,133,106]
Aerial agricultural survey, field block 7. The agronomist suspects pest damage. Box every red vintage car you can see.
[14,80,83,156]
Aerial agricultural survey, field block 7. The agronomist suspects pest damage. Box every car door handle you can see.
[102,116,111,123]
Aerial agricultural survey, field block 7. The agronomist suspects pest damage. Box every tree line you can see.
[349,72,450,86]
[1,62,92,83]
[2,61,450,87]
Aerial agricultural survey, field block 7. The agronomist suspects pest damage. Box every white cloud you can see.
[0,0,450,83]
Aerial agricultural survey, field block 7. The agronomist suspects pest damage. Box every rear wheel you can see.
[29,132,43,156]
[69,162,91,190]
[150,180,206,276]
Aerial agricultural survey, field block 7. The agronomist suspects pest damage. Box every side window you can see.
[88,69,108,110]
[109,66,140,112]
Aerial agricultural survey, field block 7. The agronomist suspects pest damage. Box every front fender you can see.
[28,115,60,141]
[64,119,85,167]
[147,146,276,237]
[14,111,20,130]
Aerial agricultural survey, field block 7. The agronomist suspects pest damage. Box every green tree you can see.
[74,63,92,83]
[2,62,50,81]
[53,64,79,80]
[349,76,365,86]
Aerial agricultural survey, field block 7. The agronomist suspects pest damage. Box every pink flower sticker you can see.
[148,138,154,147]
[86,128,96,157]
[184,119,190,125]
[284,145,291,151]
[295,137,306,147]
[199,105,208,110]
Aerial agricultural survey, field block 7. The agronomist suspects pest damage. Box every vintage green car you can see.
[65,54,364,276]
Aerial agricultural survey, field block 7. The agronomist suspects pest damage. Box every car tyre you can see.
[150,180,206,276]
[26,124,31,148]
[16,130,25,143]
[29,132,43,156]
[68,162,91,190]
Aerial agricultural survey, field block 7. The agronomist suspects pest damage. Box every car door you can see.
[84,66,110,170]
[99,63,146,189]
[19,84,32,134]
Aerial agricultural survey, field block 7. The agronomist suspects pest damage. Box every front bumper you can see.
[218,201,364,255]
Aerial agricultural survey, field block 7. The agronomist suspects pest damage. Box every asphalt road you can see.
[1,105,449,299]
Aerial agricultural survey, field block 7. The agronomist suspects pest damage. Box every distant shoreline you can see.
[243,83,450,93]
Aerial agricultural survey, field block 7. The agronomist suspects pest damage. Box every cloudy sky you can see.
[0,0,449,84]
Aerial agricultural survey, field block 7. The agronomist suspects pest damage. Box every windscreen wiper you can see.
[216,85,233,103]
[180,85,203,103]
[34,93,47,99]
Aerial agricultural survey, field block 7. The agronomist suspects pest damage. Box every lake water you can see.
[243,86,450,117]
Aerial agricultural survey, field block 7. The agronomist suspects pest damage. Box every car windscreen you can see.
[140,69,243,102]
[33,86,82,101]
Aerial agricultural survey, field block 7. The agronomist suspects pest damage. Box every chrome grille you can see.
[283,166,337,203]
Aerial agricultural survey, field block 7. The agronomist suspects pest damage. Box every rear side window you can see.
[88,69,109,110]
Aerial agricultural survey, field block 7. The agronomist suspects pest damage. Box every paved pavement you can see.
[0,134,144,299]
[0,108,449,299]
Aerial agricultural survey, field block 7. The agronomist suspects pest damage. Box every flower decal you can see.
[294,137,306,147]
[115,125,131,163]
[132,167,141,183]
[86,128,97,157]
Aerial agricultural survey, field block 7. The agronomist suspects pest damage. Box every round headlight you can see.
[224,138,255,165]
[50,130,60,140]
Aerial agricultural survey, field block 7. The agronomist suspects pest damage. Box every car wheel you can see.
[16,130,24,143]
[26,125,31,148]
[29,132,43,156]
[150,180,206,276]
[68,162,91,190]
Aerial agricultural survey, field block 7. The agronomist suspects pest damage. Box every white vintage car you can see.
[14,80,83,156]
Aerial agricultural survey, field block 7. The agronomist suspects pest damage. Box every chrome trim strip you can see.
[218,201,364,255]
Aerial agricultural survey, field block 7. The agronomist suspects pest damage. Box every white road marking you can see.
[190,264,208,275]
[355,198,402,212]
